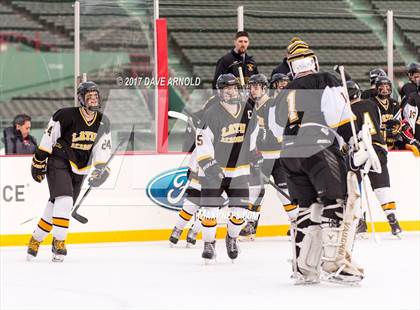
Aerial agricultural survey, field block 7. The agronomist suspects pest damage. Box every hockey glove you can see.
[384,119,402,145]
[201,159,224,187]
[400,120,420,157]
[31,154,47,183]
[88,165,110,187]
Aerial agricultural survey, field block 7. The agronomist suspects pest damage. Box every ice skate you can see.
[169,226,182,246]
[186,228,198,247]
[202,241,216,263]
[225,234,239,261]
[292,270,320,285]
[239,221,256,241]
[52,237,67,262]
[26,236,41,261]
[321,260,364,286]
[356,218,368,240]
[387,214,402,238]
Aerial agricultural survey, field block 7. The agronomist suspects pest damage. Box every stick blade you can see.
[71,211,88,224]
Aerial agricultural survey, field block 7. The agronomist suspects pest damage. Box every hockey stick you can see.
[338,66,380,243]
[71,137,127,224]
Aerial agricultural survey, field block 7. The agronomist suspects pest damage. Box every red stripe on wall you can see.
[156,18,169,153]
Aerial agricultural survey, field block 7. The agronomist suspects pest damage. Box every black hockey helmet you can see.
[249,74,269,88]
[369,68,387,85]
[375,76,392,99]
[77,81,101,111]
[216,73,240,104]
[407,62,420,75]
[248,74,269,100]
[407,62,420,83]
[346,80,361,101]
[216,73,238,90]
[270,73,289,89]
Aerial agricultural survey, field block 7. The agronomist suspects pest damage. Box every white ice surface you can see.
[1,232,419,310]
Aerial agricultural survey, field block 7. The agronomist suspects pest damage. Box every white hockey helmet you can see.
[286,37,319,78]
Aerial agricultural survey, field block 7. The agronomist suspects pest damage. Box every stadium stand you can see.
[0,0,418,150]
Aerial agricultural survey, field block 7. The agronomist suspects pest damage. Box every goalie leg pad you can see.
[295,203,323,282]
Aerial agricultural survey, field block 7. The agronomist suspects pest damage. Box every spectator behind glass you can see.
[2,114,37,154]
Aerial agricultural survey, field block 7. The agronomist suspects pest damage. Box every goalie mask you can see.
[216,73,241,105]
[78,81,101,112]
[369,68,387,86]
[375,76,392,99]
[407,62,420,84]
[248,74,269,101]
[346,80,362,101]
[270,73,289,90]
[286,37,319,78]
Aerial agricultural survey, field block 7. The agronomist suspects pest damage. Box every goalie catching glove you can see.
[348,124,382,174]
[88,164,110,187]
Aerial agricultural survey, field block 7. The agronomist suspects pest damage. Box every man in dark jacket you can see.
[3,114,37,154]
[212,31,258,89]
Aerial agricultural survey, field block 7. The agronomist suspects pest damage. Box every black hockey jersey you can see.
[196,99,258,178]
[36,107,111,175]
[404,92,420,141]
[361,88,377,100]
[399,82,417,109]
[269,72,354,158]
[182,95,219,152]
[351,99,387,150]
[247,95,281,159]
[370,96,400,147]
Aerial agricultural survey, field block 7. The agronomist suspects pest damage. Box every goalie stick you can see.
[338,66,381,244]
[71,137,128,224]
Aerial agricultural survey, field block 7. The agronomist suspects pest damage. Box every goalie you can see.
[27,81,112,262]
[269,38,380,285]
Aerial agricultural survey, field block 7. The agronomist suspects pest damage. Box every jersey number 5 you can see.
[196,134,204,146]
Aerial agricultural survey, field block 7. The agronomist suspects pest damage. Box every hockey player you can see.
[270,73,290,98]
[169,95,223,247]
[239,73,297,239]
[370,76,401,149]
[27,81,111,262]
[400,62,420,109]
[347,80,402,237]
[196,73,259,262]
[361,68,387,100]
[269,38,378,284]
[402,81,420,153]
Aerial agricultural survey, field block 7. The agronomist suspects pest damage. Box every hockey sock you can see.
[32,200,54,242]
[52,196,73,241]
[201,208,218,242]
[227,207,246,238]
[374,187,396,216]
[175,200,200,230]
[190,215,202,233]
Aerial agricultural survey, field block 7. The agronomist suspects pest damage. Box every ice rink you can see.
[1,232,419,310]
